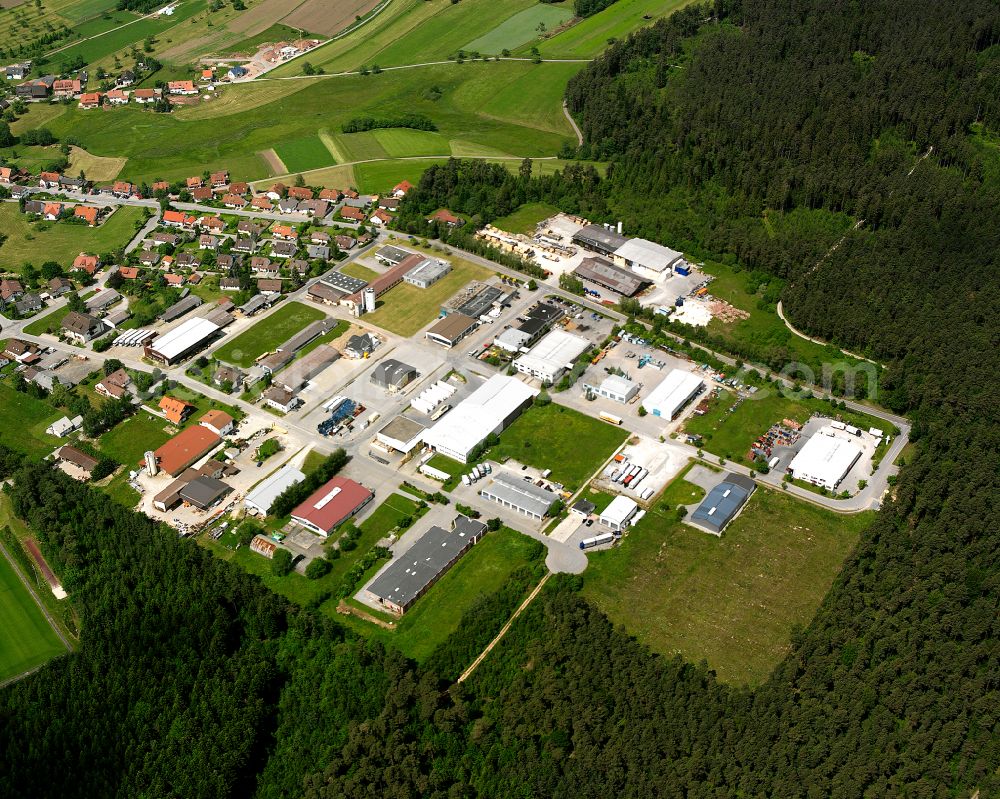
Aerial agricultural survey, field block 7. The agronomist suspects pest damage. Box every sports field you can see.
[0,543,66,682]
[582,473,871,685]
[362,252,492,336]
[463,3,573,54]
[489,402,627,490]
[274,135,336,173]
[0,205,145,275]
[213,301,326,367]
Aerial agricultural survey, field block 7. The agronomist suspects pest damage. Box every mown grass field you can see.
[0,205,145,274]
[362,250,492,336]
[213,301,326,367]
[273,134,336,173]
[341,527,542,661]
[492,201,560,234]
[44,60,573,183]
[535,0,696,58]
[0,546,66,683]
[0,382,66,457]
[99,411,175,466]
[490,402,627,490]
[353,158,448,193]
[23,304,74,336]
[463,2,573,54]
[338,262,380,282]
[371,128,450,157]
[583,475,871,685]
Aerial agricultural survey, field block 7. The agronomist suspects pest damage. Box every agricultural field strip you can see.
[42,0,189,59]
[0,537,72,654]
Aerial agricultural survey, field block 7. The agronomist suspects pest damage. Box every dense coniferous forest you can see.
[2,0,999,796]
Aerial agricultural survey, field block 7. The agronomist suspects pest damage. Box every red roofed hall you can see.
[152,425,221,476]
[290,476,374,537]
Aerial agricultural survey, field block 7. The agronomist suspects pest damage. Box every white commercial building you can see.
[244,464,305,515]
[585,374,639,404]
[787,428,863,491]
[422,375,537,463]
[600,495,639,531]
[480,471,557,520]
[641,369,704,420]
[145,317,221,365]
[612,238,684,281]
[513,329,590,384]
[375,416,427,454]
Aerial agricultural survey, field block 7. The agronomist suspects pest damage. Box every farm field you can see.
[0,382,68,458]
[212,301,326,367]
[582,474,871,685]
[353,158,448,193]
[371,128,450,158]
[0,205,146,275]
[489,402,627,490]
[342,527,543,661]
[218,23,305,55]
[681,388,890,465]
[492,201,560,234]
[281,0,379,37]
[273,134,336,173]
[535,0,697,58]
[0,545,67,683]
[67,146,128,182]
[362,250,492,336]
[45,61,574,182]
[463,2,573,54]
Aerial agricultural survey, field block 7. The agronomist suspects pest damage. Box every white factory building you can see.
[584,374,640,404]
[600,495,639,532]
[244,464,305,516]
[612,239,685,282]
[513,329,590,384]
[641,369,704,419]
[145,317,221,365]
[421,375,537,463]
[787,427,863,491]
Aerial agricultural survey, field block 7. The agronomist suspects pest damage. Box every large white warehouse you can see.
[787,428,863,491]
[641,369,704,419]
[422,375,537,462]
[513,329,590,384]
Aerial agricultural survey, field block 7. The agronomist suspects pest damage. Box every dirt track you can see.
[258,148,288,176]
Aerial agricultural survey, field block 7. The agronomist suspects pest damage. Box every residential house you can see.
[185,176,203,189]
[306,244,329,260]
[138,250,161,267]
[6,63,31,81]
[61,310,106,343]
[250,256,273,273]
[58,175,85,192]
[74,205,99,226]
[46,415,83,437]
[233,237,256,253]
[227,66,248,80]
[14,294,42,315]
[116,71,135,87]
[159,395,195,424]
[290,258,309,275]
[95,368,131,399]
[237,220,264,238]
[168,80,198,95]
[299,199,329,217]
[378,196,400,211]
[222,193,247,208]
[263,386,299,414]
[213,364,242,389]
[78,92,101,109]
[288,186,313,201]
[257,278,282,295]
[38,171,61,189]
[428,209,463,226]
[164,273,185,286]
[197,216,225,232]
[133,87,160,104]
[162,210,196,228]
[344,333,379,359]
[219,277,241,291]
[310,231,330,245]
[175,252,199,268]
[392,180,412,198]
[105,89,128,105]
[250,195,273,211]
[319,188,342,201]
[270,241,297,259]
[0,279,23,301]
[277,198,299,214]
[216,254,239,272]
[53,78,81,98]
[199,234,220,250]
[42,202,63,221]
[335,234,356,250]
[200,68,215,82]
[340,206,365,222]
[266,183,287,200]
[209,170,229,187]
[112,180,133,197]
[191,186,213,201]
[4,339,40,362]
[73,253,99,274]
[228,181,249,195]
[48,276,72,297]
[370,209,393,226]
[117,266,140,280]
[199,409,235,437]
[152,232,181,247]
[271,224,296,240]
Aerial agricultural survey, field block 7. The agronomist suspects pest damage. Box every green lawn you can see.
[99,411,174,466]
[354,158,450,194]
[355,493,421,539]
[342,527,541,661]
[23,304,74,336]
[582,476,871,686]
[681,388,888,465]
[274,135,337,173]
[338,262,380,282]
[0,543,66,683]
[371,128,451,158]
[213,301,326,367]
[333,131,390,162]
[489,402,627,490]
[362,250,492,336]
[0,205,146,274]
[464,2,573,54]
[0,382,65,458]
[536,0,696,58]
[492,201,560,234]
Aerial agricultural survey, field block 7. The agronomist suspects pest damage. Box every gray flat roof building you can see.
[572,223,629,256]
[480,470,557,520]
[178,475,232,510]
[375,245,412,266]
[443,281,505,319]
[574,256,646,297]
[160,294,203,322]
[365,515,487,613]
[323,270,368,294]
[689,474,755,535]
[404,257,451,289]
[240,294,273,316]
